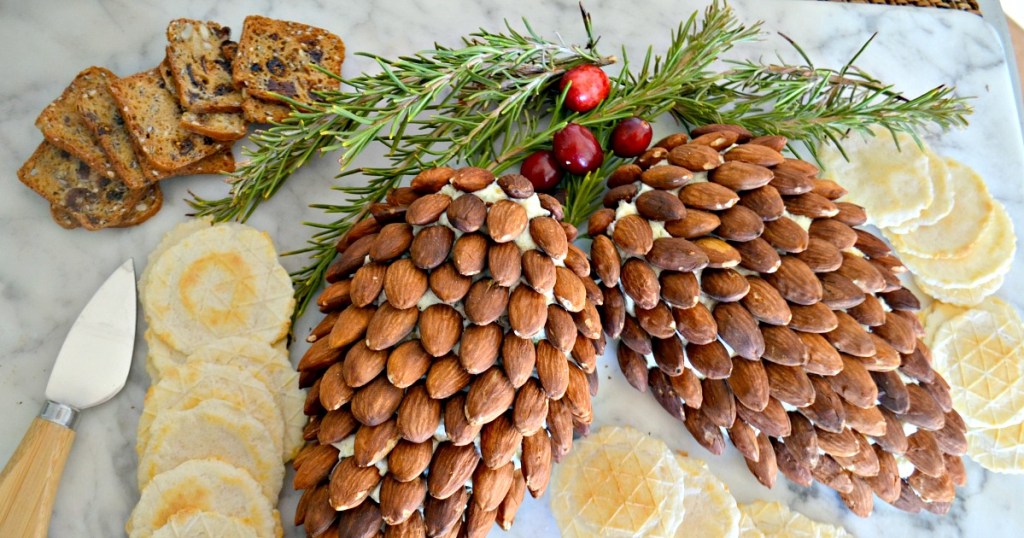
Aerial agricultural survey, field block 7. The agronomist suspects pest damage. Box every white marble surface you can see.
[1,0,1022,536]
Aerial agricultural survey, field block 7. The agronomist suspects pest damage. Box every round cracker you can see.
[144,223,294,354]
[916,273,1004,308]
[674,455,740,538]
[886,159,994,258]
[738,511,766,538]
[922,302,968,348]
[738,501,853,538]
[931,308,1024,428]
[185,337,304,460]
[967,421,1024,474]
[902,202,1015,288]
[145,328,288,382]
[551,426,687,537]
[127,459,281,538]
[818,129,933,229]
[138,400,283,500]
[152,512,257,538]
[137,362,285,461]
[139,217,213,309]
[887,150,955,233]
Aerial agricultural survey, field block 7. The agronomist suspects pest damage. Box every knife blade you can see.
[0,259,137,538]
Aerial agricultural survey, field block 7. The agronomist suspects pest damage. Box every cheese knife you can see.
[0,259,136,537]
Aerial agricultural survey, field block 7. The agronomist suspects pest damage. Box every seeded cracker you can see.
[151,512,256,538]
[165,19,243,113]
[158,58,247,141]
[126,459,281,538]
[138,400,283,500]
[34,67,117,179]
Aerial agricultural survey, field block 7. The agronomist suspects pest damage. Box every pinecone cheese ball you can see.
[294,167,601,537]
[589,125,967,517]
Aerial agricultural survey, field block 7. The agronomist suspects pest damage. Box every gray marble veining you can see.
[0,0,1022,536]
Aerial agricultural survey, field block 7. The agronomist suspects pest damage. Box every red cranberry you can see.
[560,65,610,113]
[610,117,653,157]
[520,150,563,192]
[553,123,604,175]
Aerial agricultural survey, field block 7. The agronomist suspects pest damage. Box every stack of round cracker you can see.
[921,297,1024,474]
[550,426,852,538]
[819,131,1016,307]
[127,221,298,538]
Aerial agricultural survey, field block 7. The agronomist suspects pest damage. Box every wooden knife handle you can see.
[0,411,76,538]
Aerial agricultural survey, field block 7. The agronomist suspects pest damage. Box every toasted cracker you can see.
[126,459,281,538]
[818,129,933,229]
[551,426,687,537]
[887,159,994,259]
[152,512,257,538]
[143,223,293,353]
[138,361,285,461]
[138,400,283,501]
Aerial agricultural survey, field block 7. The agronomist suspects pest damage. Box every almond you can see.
[298,336,344,372]
[739,184,785,221]
[764,362,815,407]
[352,376,404,427]
[366,303,418,350]
[419,304,463,357]
[785,192,839,218]
[789,413,821,468]
[411,167,455,193]
[388,186,422,206]
[387,340,432,389]
[600,285,627,339]
[482,242,521,287]
[636,146,669,168]
[571,333,598,372]
[617,343,649,391]
[763,217,810,253]
[612,214,655,256]
[735,396,791,437]
[501,335,536,389]
[922,375,953,413]
[587,208,616,236]
[350,262,387,307]
[607,163,643,188]
[664,209,720,238]
[765,257,822,305]
[900,344,936,383]
[673,303,718,345]
[328,233,377,282]
[512,378,549,435]
[429,262,471,303]
[761,325,809,366]
[446,194,486,233]
[553,266,587,312]
[530,216,569,260]
[848,295,886,327]
[899,384,946,431]
[745,433,779,489]
[679,182,740,210]
[833,435,881,477]
[320,363,354,411]
[810,455,854,494]
[834,202,868,226]
[654,132,690,150]
[701,268,750,302]
[371,223,415,262]
[799,331,843,376]
[339,216,382,251]
[742,277,791,325]
[801,376,846,434]
[734,237,782,273]
[728,356,770,411]
[691,123,752,142]
[536,340,570,399]
[426,353,472,399]
[480,413,522,469]
[590,235,621,287]
[329,457,382,511]
[352,419,398,466]
[874,408,910,455]
[496,471,526,530]
[640,164,694,189]
[521,250,556,294]
[646,237,709,272]
[452,233,488,276]
[796,237,843,273]
[319,408,358,445]
[451,167,495,192]
[442,392,481,446]
[508,285,548,338]
[714,302,765,360]
[872,261,902,293]
[380,475,426,525]
[934,410,968,456]
[545,305,578,352]
[686,340,733,379]
[860,334,901,372]
[711,160,775,190]
[472,461,515,512]
[603,184,639,208]
[660,271,700,308]
[748,134,788,151]
[945,453,967,487]
[396,383,441,444]
[636,189,687,221]
[487,200,528,243]
[406,193,452,225]
[429,442,481,500]
[788,302,838,333]
[810,178,848,200]
[293,443,340,490]
[827,354,878,408]
[621,258,661,310]
[874,312,917,354]
[837,252,886,293]
[844,402,887,437]
[684,405,726,455]
[466,366,516,426]
[715,205,764,242]
[809,218,857,250]
[522,430,554,498]
[649,368,685,421]
[388,439,433,483]
[689,130,740,151]
[411,225,455,270]
[909,470,955,504]
[370,202,408,225]
[668,143,722,171]
[424,492,468,537]
[487,173,533,200]
[317,280,352,313]
[728,420,761,462]
[537,193,564,220]
[343,341,389,388]
[694,237,741,269]
[825,312,876,357]
[305,379,325,416]
[652,334,685,376]
[384,259,428,310]
[873,370,911,415]
[564,243,590,278]
[463,279,509,326]
[637,301,676,339]
[905,431,946,477]
[839,476,875,517]
[454,323,501,375]
[770,159,817,194]
[819,272,866,310]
